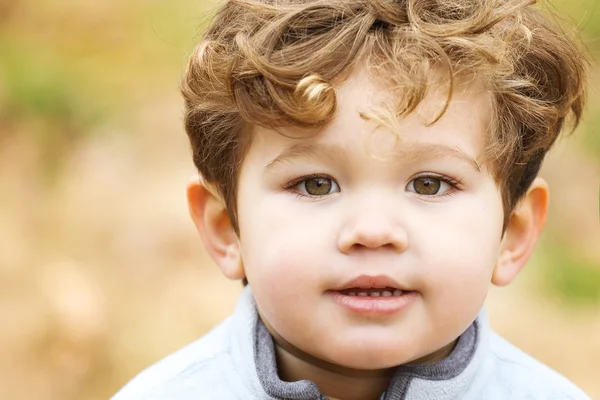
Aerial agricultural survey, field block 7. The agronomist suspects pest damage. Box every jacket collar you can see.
[230,287,489,400]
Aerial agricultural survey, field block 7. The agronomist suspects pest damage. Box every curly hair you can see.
[181,0,587,232]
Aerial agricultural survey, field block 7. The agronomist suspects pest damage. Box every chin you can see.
[322,342,417,370]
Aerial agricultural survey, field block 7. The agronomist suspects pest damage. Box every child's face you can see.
[235,70,505,369]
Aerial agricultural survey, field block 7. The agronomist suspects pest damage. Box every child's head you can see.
[183,0,586,368]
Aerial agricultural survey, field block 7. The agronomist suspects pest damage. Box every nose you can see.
[337,198,409,254]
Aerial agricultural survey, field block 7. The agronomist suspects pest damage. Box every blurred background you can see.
[0,0,598,399]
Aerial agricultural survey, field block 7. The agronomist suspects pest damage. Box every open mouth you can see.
[331,274,412,299]
[328,282,418,314]
[338,287,405,297]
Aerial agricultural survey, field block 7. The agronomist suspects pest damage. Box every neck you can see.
[274,340,392,400]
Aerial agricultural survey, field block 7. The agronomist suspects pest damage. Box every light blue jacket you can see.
[113,287,590,400]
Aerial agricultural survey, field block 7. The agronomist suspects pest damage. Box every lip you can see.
[326,290,418,315]
[326,274,418,315]
[332,274,409,291]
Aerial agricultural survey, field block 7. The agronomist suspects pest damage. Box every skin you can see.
[188,69,549,400]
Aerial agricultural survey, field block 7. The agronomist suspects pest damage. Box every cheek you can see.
[236,189,343,333]
[238,181,335,260]
[237,193,329,291]
[238,208,324,338]
[416,190,504,306]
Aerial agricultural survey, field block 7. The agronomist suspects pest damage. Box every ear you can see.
[187,176,245,280]
[492,177,549,287]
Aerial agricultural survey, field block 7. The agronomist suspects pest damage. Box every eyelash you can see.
[409,173,464,198]
[282,173,338,198]
[282,173,464,198]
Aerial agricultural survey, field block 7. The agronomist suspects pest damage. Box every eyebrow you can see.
[265,141,481,172]
[266,143,346,170]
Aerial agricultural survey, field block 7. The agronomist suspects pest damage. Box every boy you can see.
[114,0,591,399]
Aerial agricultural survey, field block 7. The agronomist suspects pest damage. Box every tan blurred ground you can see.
[0,1,599,399]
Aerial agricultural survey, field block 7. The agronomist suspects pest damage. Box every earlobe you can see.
[492,177,549,287]
[187,176,245,280]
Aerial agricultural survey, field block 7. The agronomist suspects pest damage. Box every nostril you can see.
[350,242,401,252]
[337,222,409,254]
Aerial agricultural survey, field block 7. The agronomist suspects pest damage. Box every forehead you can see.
[247,68,492,165]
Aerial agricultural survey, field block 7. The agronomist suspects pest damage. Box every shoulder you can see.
[111,316,245,400]
[484,332,590,399]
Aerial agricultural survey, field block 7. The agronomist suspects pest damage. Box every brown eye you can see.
[289,175,340,197]
[412,177,442,195]
[304,178,334,196]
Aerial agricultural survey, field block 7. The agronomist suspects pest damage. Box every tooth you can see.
[348,292,357,296]
[370,292,381,297]
[393,290,403,296]
[357,292,368,297]
[381,291,392,297]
